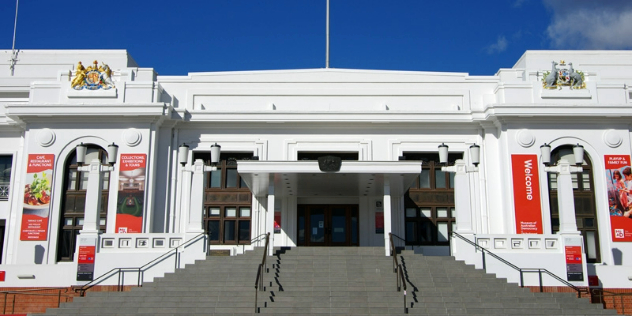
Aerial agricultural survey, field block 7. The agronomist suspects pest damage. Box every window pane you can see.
[238,221,250,242]
[210,169,221,188]
[571,173,579,190]
[420,208,431,217]
[420,221,432,242]
[240,207,251,217]
[437,222,449,242]
[435,170,447,188]
[419,170,430,188]
[67,170,77,190]
[102,171,109,190]
[437,208,448,218]
[77,218,84,226]
[64,218,73,226]
[0,155,12,183]
[405,208,416,218]
[99,218,106,226]
[226,169,238,188]
[582,172,591,190]
[207,221,220,241]
[549,173,558,190]
[224,221,236,241]
[584,218,594,228]
[59,230,73,259]
[405,221,417,243]
[240,177,247,188]
[449,172,455,189]
[586,231,597,260]
[80,172,90,190]
[208,207,220,216]
[225,207,236,217]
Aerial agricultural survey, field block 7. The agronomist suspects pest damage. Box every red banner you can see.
[605,155,632,242]
[20,154,54,241]
[115,154,146,233]
[511,155,543,234]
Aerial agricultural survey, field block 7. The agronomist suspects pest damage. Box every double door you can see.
[297,205,359,246]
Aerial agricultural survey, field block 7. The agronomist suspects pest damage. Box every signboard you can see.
[20,154,54,241]
[274,212,281,234]
[511,154,543,234]
[76,237,96,281]
[564,237,584,281]
[604,155,632,241]
[375,212,384,234]
[115,154,147,233]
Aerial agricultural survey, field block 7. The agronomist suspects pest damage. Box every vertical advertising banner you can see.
[115,154,146,233]
[76,237,96,281]
[565,240,584,281]
[511,155,543,234]
[604,155,632,242]
[20,154,54,241]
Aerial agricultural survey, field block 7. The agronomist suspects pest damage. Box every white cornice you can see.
[4,103,171,124]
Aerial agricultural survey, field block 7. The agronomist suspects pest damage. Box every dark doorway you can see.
[297,205,359,246]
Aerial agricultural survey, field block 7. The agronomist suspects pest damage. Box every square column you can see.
[383,180,392,256]
[443,160,476,234]
[187,159,207,233]
[545,159,581,235]
[266,181,275,256]
[79,159,112,235]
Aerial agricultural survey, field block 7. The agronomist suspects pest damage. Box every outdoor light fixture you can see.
[76,142,87,165]
[107,143,119,165]
[210,143,221,165]
[540,143,584,167]
[437,143,480,168]
[178,143,189,166]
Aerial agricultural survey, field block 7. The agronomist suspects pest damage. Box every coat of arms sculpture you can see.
[542,60,585,90]
[70,60,115,90]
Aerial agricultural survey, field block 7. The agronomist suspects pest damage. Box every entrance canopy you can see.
[238,161,422,198]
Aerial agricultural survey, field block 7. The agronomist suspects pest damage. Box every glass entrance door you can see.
[297,205,358,246]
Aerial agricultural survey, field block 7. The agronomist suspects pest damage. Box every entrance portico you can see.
[238,161,422,256]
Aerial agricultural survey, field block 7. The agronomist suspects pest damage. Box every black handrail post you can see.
[57,290,61,307]
[4,292,7,314]
[519,270,524,288]
[137,268,142,287]
[538,270,543,292]
[481,251,486,270]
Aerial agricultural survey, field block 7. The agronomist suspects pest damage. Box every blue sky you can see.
[2,0,632,76]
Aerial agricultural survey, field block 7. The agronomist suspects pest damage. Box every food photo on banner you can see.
[605,155,632,241]
[20,154,54,241]
[115,154,147,233]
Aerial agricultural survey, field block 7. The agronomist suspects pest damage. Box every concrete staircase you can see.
[41,247,617,315]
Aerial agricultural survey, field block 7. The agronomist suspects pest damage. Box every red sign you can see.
[274,212,281,234]
[565,246,583,264]
[511,155,543,234]
[0,271,5,282]
[77,245,96,264]
[116,154,147,234]
[20,154,54,241]
[605,155,632,242]
[375,212,384,234]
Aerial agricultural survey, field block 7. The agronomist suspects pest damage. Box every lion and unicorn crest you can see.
[70,60,115,90]
[542,60,586,90]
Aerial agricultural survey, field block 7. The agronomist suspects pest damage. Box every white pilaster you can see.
[443,159,476,234]
[79,159,112,235]
[266,181,275,256]
[545,159,581,235]
[187,159,206,233]
[383,179,392,256]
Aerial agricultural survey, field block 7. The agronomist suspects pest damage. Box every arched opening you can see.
[57,145,110,262]
[548,145,601,263]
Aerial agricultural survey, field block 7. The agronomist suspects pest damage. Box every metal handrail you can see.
[389,233,400,272]
[75,232,207,296]
[451,232,587,297]
[590,288,632,315]
[1,288,71,314]
[254,232,270,313]
[397,264,408,314]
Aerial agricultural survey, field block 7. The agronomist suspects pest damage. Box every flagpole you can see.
[10,0,19,76]
[326,0,329,68]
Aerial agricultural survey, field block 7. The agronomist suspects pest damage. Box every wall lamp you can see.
[540,143,584,167]
[178,143,220,166]
[76,142,119,165]
[438,143,480,171]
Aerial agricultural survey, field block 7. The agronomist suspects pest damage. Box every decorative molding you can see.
[603,130,623,148]
[37,129,56,147]
[123,129,142,147]
[516,129,535,148]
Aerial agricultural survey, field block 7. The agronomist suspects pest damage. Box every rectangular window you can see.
[0,156,11,201]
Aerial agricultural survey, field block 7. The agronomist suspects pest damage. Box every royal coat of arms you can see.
[71,60,115,90]
[542,60,585,90]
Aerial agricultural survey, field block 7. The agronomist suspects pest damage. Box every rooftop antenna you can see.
[9,0,19,76]
[326,0,329,68]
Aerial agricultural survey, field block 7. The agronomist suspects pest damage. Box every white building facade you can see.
[0,49,631,291]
